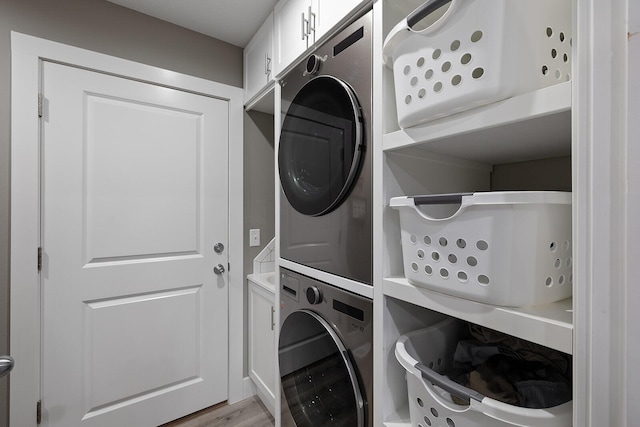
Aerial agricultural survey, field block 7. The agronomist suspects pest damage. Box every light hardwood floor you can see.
[161,396,275,427]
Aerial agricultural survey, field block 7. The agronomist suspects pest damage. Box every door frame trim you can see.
[10,32,245,426]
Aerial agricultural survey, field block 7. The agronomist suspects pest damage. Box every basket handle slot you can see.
[407,0,453,29]
[411,193,471,220]
[383,0,459,67]
[412,193,473,206]
[416,363,485,404]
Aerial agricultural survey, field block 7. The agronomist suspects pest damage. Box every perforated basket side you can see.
[396,201,572,307]
[391,2,511,127]
[387,0,573,128]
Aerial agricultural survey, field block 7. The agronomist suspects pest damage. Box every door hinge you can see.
[38,94,43,118]
[37,247,42,272]
[36,400,42,424]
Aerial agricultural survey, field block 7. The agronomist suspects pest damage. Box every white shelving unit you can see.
[374,1,576,426]
[380,81,574,358]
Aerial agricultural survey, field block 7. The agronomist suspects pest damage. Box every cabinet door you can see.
[248,283,276,412]
[313,0,364,41]
[244,12,274,104]
[274,0,312,76]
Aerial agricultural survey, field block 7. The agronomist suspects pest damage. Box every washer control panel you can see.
[281,272,300,302]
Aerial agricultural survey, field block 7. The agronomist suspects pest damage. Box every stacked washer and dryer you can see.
[277,9,374,427]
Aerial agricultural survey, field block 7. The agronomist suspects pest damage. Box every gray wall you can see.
[242,110,276,374]
[491,156,572,192]
[0,0,243,425]
[243,110,276,280]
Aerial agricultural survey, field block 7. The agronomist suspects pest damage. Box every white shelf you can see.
[279,258,374,299]
[244,82,275,115]
[247,272,276,294]
[383,82,571,165]
[383,277,573,355]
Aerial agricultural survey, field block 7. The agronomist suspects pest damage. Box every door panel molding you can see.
[10,32,244,427]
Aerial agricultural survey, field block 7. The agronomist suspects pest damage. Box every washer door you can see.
[278,75,364,217]
[279,310,365,427]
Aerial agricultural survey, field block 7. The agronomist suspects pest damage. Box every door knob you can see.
[213,264,225,275]
[0,356,14,378]
[214,243,224,254]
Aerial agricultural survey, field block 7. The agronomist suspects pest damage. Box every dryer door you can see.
[278,75,364,217]
[279,310,365,427]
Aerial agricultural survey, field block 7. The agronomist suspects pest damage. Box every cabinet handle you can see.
[265,53,272,76]
[301,12,308,41]
[271,306,275,331]
[308,6,316,34]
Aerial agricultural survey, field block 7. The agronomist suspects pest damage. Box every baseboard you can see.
[242,374,276,417]
[249,373,276,416]
[242,376,257,400]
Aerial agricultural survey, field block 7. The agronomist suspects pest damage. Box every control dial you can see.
[304,54,323,76]
[306,286,323,305]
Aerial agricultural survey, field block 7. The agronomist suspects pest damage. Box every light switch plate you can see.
[249,229,260,247]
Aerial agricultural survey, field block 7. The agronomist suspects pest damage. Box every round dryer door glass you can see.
[279,310,365,427]
[278,75,364,217]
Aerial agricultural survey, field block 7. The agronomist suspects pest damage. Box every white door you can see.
[40,61,229,427]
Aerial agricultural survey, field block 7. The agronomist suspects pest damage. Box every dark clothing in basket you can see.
[450,324,572,409]
[469,323,571,374]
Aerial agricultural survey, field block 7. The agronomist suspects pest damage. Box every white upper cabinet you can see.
[274,0,368,76]
[274,0,312,77]
[244,12,274,106]
[314,0,364,41]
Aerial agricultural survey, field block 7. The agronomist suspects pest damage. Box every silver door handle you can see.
[213,264,225,275]
[0,356,14,378]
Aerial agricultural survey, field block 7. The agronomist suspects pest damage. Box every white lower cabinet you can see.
[248,275,276,416]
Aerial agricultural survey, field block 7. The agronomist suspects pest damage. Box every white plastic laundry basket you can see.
[395,318,573,427]
[390,192,572,307]
[383,0,572,128]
